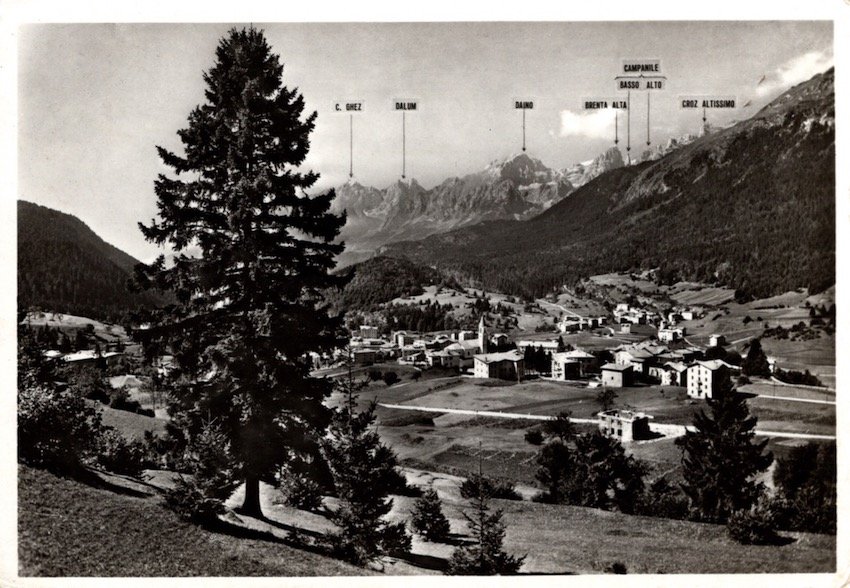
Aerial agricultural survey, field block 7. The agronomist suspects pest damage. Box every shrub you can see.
[609,561,628,574]
[727,507,779,545]
[164,476,227,526]
[774,368,823,387]
[164,423,239,526]
[460,474,521,501]
[524,429,544,445]
[18,385,104,474]
[107,385,130,407]
[281,474,324,511]
[770,442,836,534]
[411,488,451,542]
[66,366,111,404]
[382,371,399,386]
[109,395,143,413]
[635,477,689,520]
[96,428,150,477]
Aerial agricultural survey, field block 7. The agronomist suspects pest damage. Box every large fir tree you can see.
[676,382,773,523]
[134,27,345,517]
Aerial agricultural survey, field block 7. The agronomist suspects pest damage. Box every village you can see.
[341,297,772,443]
[27,271,835,452]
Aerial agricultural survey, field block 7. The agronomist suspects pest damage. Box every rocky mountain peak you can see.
[562,146,625,188]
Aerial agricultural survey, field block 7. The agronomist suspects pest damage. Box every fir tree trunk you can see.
[241,475,263,517]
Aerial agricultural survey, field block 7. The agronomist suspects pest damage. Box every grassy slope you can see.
[97,403,168,439]
[490,497,835,574]
[17,466,370,577]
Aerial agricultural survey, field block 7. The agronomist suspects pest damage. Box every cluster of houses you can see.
[603,339,743,399]
[558,314,607,333]
[350,318,526,381]
[613,303,658,326]
[349,313,745,402]
[560,303,704,340]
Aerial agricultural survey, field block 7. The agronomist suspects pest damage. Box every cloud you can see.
[559,109,615,139]
[756,50,833,97]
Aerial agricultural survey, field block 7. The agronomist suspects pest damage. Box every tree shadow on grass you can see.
[231,508,326,541]
[392,550,449,572]
[440,532,474,547]
[64,467,154,499]
[206,517,288,544]
[207,514,338,560]
[748,533,797,547]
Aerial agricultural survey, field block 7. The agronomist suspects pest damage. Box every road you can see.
[754,394,835,406]
[377,403,836,441]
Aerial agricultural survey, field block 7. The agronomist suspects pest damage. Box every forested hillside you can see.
[18,201,167,321]
[326,255,458,314]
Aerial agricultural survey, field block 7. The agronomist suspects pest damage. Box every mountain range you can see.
[332,147,625,266]
[18,68,834,318]
[382,68,835,300]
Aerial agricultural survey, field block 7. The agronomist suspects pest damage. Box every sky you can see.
[18,21,833,262]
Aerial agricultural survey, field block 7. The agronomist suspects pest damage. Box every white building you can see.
[600,363,634,387]
[551,349,597,379]
[686,360,739,399]
[359,325,379,339]
[427,339,480,369]
[393,331,415,347]
[473,350,525,381]
[458,330,477,342]
[649,361,688,386]
[516,339,560,354]
[658,327,684,343]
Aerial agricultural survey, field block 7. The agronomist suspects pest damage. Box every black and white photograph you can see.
[2,1,846,583]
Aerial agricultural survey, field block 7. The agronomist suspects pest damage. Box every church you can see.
[472,316,525,381]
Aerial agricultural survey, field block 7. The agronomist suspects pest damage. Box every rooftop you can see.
[694,359,737,370]
[601,362,633,372]
[474,350,523,364]
[664,361,689,372]
[598,409,653,421]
